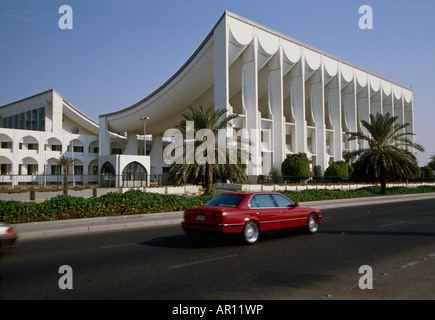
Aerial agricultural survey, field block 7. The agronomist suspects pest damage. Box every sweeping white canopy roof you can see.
[100,11,412,135]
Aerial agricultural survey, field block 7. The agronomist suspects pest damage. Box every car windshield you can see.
[204,194,245,207]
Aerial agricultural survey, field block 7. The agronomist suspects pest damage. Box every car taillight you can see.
[213,212,226,223]
[7,227,15,234]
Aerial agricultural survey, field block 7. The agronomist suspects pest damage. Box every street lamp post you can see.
[140,116,149,156]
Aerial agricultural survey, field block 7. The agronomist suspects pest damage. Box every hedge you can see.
[0,190,214,224]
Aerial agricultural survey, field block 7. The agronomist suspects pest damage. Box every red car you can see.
[182,192,322,244]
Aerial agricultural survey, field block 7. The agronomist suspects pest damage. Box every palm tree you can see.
[168,106,249,194]
[343,113,424,194]
[56,155,75,189]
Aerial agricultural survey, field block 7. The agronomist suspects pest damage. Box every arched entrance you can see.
[101,161,116,187]
[122,161,148,187]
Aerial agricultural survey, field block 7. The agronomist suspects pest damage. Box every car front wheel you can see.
[242,221,259,245]
[306,214,319,234]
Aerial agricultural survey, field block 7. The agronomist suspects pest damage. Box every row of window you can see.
[50,165,98,176]
[0,142,99,154]
[1,162,146,177]
[0,165,98,176]
[1,107,46,131]
[2,139,123,156]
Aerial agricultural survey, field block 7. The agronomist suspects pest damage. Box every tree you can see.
[427,155,435,170]
[168,106,249,194]
[343,113,424,194]
[55,155,75,189]
[281,153,310,182]
[420,166,434,180]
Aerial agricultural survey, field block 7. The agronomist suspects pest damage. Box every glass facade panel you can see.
[1,107,46,131]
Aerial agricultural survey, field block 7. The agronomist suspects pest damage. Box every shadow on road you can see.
[137,234,241,249]
[138,229,310,249]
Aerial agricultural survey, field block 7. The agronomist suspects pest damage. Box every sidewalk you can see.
[13,192,435,240]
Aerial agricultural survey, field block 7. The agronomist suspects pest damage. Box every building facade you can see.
[99,11,414,179]
[1,12,414,188]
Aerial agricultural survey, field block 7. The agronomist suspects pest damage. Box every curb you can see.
[12,192,435,240]
[13,211,184,240]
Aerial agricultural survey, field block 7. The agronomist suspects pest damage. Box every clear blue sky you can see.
[1,0,434,165]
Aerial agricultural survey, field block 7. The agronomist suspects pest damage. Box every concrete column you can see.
[150,135,163,175]
[357,86,370,149]
[242,38,261,176]
[328,75,342,161]
[214,14,229,113]
[394,94,405,129]
[341,80,357,151]
[51,92,63,132]
[124,132,138,155]
[98,116,111,156]
[310,66,326,170]
[290,60,306,153]
[268,48,285,170]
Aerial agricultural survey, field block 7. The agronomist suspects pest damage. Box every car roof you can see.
[220,191,282,196]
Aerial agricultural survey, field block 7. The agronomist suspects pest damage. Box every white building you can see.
[0,89,107,187]
[99,11,414,179]
[1,12,414,187]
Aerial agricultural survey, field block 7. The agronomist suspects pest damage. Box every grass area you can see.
[1,186,434,225]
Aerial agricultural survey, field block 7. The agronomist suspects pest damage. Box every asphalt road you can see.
[1,198,435,301]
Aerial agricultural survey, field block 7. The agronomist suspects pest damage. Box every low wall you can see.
[2,182,435,202]
[0,185,200,202]
[214,181,435,192]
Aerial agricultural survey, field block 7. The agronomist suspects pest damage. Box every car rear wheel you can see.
[306,214,319,234]
[242,221,259,245]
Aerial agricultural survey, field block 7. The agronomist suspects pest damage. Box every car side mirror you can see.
[288,202,298,208]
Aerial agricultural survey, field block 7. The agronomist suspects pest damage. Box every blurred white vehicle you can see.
[0,223,17,250]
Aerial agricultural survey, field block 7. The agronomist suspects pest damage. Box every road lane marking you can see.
[400,261,419,269]
[379,221,404,227]
[169,254,239,269]
[101,243,136,249]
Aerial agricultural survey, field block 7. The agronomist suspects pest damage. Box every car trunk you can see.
[184,207,227,224]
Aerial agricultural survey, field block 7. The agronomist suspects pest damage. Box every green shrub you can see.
[420,166,434,180]
[324,161,349,181]
[281,153,310,181]
[0,191,216,224]
[313,165,322,177]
